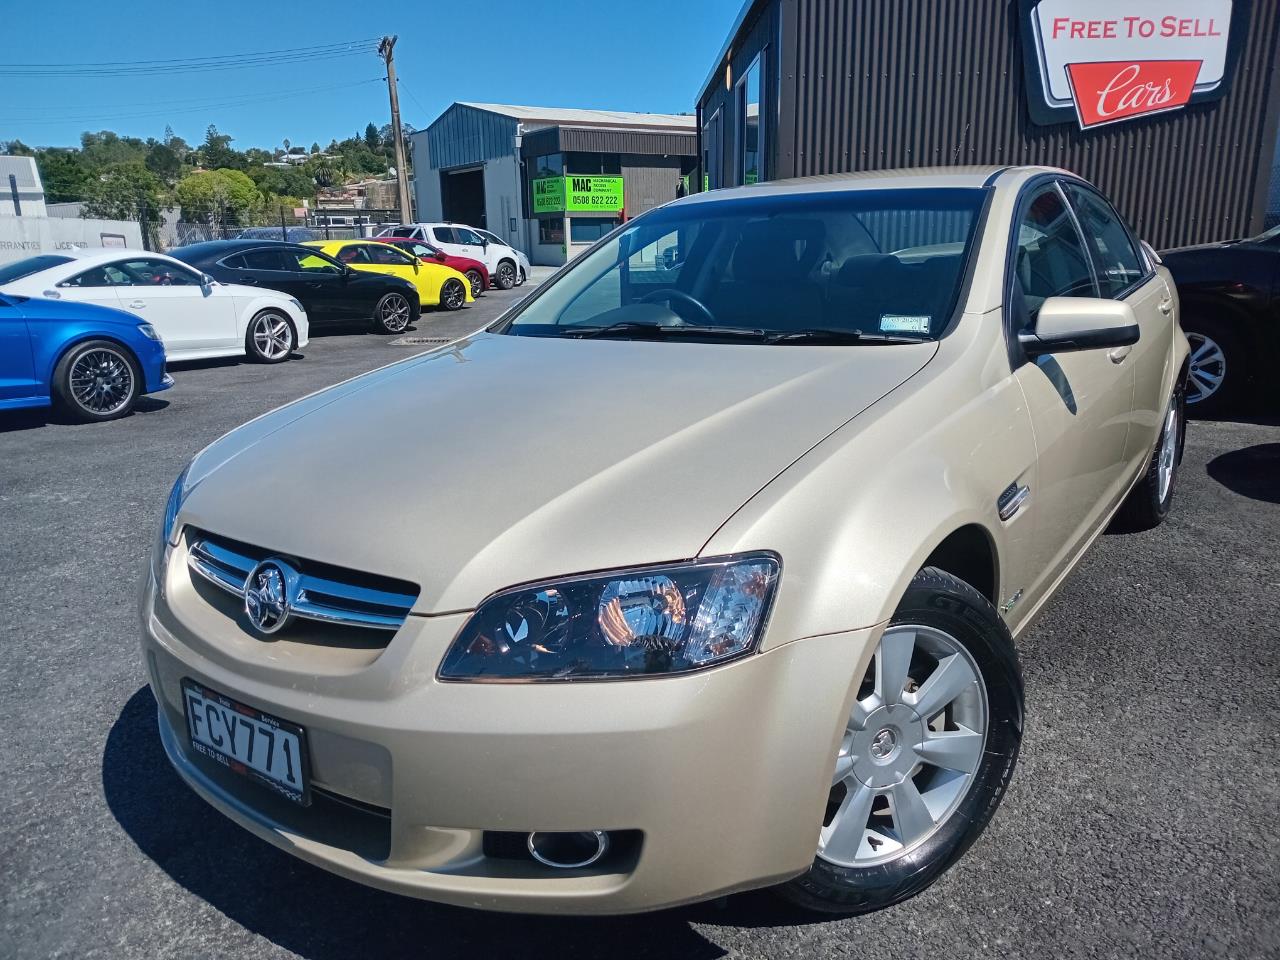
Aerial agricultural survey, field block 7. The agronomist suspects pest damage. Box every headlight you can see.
[137,323,161,341]
[439,554,779,681]
[151,465,191,582]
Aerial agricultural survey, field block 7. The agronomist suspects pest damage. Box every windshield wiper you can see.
[765,328,931,345]
[572,321,767,341]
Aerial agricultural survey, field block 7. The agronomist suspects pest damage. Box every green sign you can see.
[531,176,565,214]
[531,174,624,213]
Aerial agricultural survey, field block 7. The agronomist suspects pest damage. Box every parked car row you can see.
[0,236,485,422]
[374,221,532,291]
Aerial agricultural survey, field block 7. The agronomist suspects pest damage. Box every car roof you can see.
[669,165,1072,208]
[27,247,183,268]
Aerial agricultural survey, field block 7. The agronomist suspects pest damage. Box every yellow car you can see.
[303,240,474,311]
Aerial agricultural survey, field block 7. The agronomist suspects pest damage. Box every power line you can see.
[0,78,384,125]
[0,38,381,77]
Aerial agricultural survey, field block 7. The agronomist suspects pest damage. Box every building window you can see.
[702,107,722,191]
[565,152,622,175]
[538,218,564,245]
[569,217,621,244]
[737,53,764,185]
[534,154,563,178]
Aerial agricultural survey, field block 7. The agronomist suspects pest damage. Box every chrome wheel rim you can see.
[1185,332,1225,405]
[466,271,482,297]
[497,263,514,287]
[70,348,134,414]
[820,624,988,868]
[1157,394,1180,503]
[380,294,411,331]
[252,312,293,360]
[443,280,465,309]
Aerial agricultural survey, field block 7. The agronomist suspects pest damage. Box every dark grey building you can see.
[695,0,1280,248]
[410,104,697,265]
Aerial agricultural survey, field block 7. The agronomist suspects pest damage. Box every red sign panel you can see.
[1065,59,1202,128]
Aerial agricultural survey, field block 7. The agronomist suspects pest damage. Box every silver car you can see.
[141,165,1188,914]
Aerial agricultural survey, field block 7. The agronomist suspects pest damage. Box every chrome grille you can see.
[187,532,418,632]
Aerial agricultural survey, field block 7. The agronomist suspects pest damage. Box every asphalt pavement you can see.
[1,282,1277,959]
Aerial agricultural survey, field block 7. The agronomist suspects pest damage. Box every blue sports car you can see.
[0,288,172,422]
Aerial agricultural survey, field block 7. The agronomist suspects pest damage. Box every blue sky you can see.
[2,0,739,150]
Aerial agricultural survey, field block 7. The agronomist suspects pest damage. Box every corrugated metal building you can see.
[695,0,1280,248]
[410,103,698,265]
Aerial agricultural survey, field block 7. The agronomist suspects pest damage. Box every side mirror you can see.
[1018,297,1140,357]
[201,273,216,287]
[412,260,419,274]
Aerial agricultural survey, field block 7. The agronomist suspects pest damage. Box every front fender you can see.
[702,313,1037,648]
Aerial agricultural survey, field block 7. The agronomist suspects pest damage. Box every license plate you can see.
[181,679,310,805]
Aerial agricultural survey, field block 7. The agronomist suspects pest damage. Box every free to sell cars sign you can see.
[1019,0,1238,128]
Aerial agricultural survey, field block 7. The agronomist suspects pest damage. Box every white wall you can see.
[409,136,443,223]
[0,215,144,265]
[481,154,522,250]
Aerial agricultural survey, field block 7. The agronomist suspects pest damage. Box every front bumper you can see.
[139,557,877,914]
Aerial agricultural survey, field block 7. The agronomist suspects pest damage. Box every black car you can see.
[1161,224,1280,415]
[171,240,421,334]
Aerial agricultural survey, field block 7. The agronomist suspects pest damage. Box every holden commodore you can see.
[140,166,1188,915]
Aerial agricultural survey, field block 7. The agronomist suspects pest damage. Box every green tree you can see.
[199,125,243,170]
[310,142,320,154]
[249,165,315,199]
[304,154,347,189]
[175,168,261,224]
[34,149,93,202]
[81,162,166,248]
[144,142,182,183]
[80,130,147,169]
[364,122,381,152]
[3,140,34,156]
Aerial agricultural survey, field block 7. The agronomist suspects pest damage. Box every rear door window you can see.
[239,249,289,271]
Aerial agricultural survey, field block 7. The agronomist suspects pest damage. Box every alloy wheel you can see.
[69,348,134,415]
[443,279,465,310]
[465,270,483,297]
[496,263,516,289]
[1185,332,1225,405]
[380,294,411,332]
[821,624,988,868]
[252,313,293,360]
[1157,393,1180,503]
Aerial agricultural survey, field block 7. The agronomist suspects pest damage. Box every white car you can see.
[0,249,309,363]
[376,223,527,289]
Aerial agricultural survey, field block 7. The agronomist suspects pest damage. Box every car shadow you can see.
[104,687,771,959]
[1205,443,1280,504]
[0,396,170,432]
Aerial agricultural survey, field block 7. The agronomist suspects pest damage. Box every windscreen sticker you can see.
[880,314,931,333]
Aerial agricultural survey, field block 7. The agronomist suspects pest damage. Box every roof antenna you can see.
[952,121,971,165]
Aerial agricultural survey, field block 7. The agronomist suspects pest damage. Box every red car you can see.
[376,238,489,297]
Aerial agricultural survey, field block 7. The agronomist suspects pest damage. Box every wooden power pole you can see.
[378,35,412,224]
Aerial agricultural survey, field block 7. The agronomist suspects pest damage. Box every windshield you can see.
[0,254,73,285]
[501,188,985,342]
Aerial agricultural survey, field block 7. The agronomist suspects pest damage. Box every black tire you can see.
[439,278,467,311]
[1114,380,1186,532]
[778,566,1023,915]
[51,339,141,422]
[1182,314,1244,417]
[464,269,484,298]
[244,310,295,364]
[494,260,517,290]
[373,291,413,333]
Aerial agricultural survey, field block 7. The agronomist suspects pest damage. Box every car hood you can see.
[180,332,936,613]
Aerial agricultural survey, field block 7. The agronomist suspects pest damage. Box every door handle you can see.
[1158,299,1173,315]
[1108,345,1132,363]
[241,276,259,284]
[127,300,146,309]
